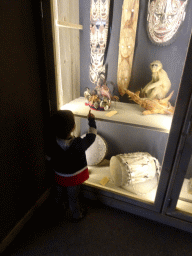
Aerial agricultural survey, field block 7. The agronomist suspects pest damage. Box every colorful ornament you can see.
[85,73,119,111]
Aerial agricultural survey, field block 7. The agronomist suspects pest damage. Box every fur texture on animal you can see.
[141,60,171,99]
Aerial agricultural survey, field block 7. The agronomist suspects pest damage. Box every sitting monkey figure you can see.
[141,60,171,99]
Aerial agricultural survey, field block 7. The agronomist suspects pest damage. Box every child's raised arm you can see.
[79,110,97,151]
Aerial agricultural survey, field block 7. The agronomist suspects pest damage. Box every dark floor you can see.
[3,196,192,256]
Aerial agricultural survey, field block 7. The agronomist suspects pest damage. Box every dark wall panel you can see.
[0,0,49,241]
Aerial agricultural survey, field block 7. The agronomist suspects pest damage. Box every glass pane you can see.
[50,0,192,206]
[176,154,192,214]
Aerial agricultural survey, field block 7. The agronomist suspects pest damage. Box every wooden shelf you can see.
[61,97,173,133]
[83,160,157,204]
[57,20,83,30]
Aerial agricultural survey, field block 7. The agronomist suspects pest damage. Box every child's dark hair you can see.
[51,110,75,139]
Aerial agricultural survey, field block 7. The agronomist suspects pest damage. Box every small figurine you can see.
[84,73,119,111]
[141,60,171,99]
[84,87,91,105]
[125,89,174,115]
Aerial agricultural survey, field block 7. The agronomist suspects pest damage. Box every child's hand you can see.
[87,110,95,120]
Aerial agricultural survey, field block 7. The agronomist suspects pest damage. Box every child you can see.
[48,109,97,221]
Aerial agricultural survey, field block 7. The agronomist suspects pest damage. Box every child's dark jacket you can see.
[50,118,97,187]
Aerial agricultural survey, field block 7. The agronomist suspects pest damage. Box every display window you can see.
[161,91,192,222]
[177,154,192,215]
[48,0,192,210]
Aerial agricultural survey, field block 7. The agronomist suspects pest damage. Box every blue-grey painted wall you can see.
[80,0,192,104]
[81,119,168,164]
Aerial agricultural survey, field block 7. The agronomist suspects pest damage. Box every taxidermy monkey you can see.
[141,60,171,99]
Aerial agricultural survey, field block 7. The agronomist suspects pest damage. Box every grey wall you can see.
[79,0,192,166]
[81,119,168,164]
